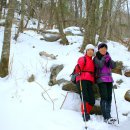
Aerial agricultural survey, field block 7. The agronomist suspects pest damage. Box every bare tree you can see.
[79,0,83,18]
[126,0,130,35]
[37,0,43,32]
[0,0,15,77]
[74,0,78,24]
[0,0,7,19]
[99,0,111,42]
[14,0,25,41]
[80,0,97,53]
[54,0,69,45]
[0,0,2,19]
[48,0,55,29]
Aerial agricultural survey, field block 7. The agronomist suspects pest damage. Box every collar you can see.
[85,54,92,59]
[96,51,109,60]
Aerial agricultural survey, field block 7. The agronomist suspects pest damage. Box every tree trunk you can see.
[0,0,2,19]
[48,0,55,29]
[37,0,43,32]
[14,0,25,41]
[59,0,66,28]
[79,0,82,18]
[80,0,96,53]
[0,0,6,19]
[111,0,121,40]
[19,0,25,33]
[2,0,6,7]
[107,0,114,40]
[99,0,110,42]
[2,0,7,18]
[0,0,15,77]
[95,0,100,31]
[126,0,130,37]
[74,0,78,25]
[55,0,69,45]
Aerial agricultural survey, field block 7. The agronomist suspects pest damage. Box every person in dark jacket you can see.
[94,43,116,124]
[75,44,95,122]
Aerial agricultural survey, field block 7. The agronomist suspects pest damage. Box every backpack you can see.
[70,57,86,84]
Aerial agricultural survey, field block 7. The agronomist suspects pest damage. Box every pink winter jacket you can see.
[75,55,95,83]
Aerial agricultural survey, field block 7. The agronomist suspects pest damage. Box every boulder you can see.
[124,71,130,77]
[56,79,68,85]
[48,64,64,86]
[124,90,130,102]
[112,61,123,75]
[62,81,79,93]
[62,82,100,98]
[62,82,102,115]
[44,33,60,42]
[92,84,100,99]
[39,51,57,60]
[116,79,123,85]
[90,105,102,115]
[64,26,83,36]
[113,84,118,89]
[27,74,35,82]
[91,104,102,115]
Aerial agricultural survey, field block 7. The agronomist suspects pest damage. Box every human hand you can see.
[104,55,111,63]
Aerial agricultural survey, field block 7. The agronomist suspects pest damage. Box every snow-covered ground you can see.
[0,25,130,130]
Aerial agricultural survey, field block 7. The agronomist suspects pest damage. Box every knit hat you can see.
[98,43,108,50]
[85,44,95,51]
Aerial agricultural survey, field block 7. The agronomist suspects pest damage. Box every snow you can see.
[0,25,130,130]
[64,26,83,35]
[46,26,83,35]
[0,19,5,24]
[107,41,130,68]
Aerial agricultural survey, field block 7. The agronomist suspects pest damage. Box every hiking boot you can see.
[104,117,117,124]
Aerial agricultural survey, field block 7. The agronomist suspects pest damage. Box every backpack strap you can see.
[83,56,86,69]
[71,56,87,76]
[76,56,86,74]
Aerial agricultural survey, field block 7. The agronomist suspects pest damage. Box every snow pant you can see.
[98,82,113,120]
[76,80,95,116]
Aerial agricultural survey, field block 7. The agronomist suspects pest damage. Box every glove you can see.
[104,55,111,63]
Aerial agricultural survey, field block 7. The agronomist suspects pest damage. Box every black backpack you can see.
[70,57,86,84]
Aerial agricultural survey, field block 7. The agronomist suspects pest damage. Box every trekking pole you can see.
[60,92,69,109]
[79,80,87,129]
[112,88,119,124]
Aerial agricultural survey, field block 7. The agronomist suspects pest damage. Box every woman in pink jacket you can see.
[75,44,95,121]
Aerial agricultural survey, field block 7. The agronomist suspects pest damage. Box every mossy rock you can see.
[90,105,102,115]
[112,61,123,75]
[124,90,130,102]
[62,81,79,93]
[124,71,130,77]
[27,74,35,82]
[92,84,100,99]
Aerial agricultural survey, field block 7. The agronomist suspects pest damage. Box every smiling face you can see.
[86,49,94,57]
[99,47,107,55]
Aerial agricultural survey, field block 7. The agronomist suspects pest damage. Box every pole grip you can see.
[80,80,82,91]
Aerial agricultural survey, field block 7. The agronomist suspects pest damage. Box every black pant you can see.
[98,82,112,103]
[98,82,113,119]
[76,80,95,106]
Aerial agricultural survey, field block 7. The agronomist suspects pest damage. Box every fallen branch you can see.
[35,81,55,110]
[41,92,47,100]
[60,92,69,109]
